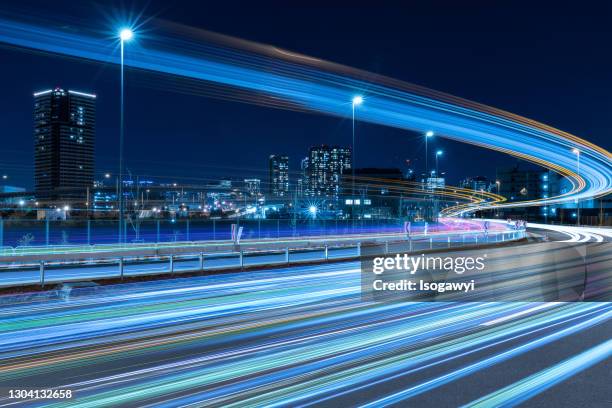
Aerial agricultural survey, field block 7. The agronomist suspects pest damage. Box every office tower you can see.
[300,157,309,197]
[307,145,351,200]
[34,87,96,202]
[268,155,289,197]
[244,178,261,196]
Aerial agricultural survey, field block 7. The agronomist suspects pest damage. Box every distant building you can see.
[93,190,116,212]
[343,168,403,219]
[34,87,96,203]
[459,176,490,192]
[494,164,559,221]
[299,157,310,197]
[426,176,445,190]
[306,146,351,200]
[244,178,261,196]
[219,179,232,189]
[496,165,552,203]
[268,155,289,197]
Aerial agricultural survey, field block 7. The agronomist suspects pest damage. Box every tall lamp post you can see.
[351,96,363,199]
[425,131,434,178]
[495,180,501,217]
[423,131,434,221]
[118,28,133,244]
[432,150,443,223]
[572,148,580,226]
[435,150,443,176]
[351,95,363,223]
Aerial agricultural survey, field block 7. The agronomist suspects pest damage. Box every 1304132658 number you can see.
[8,389,73,399]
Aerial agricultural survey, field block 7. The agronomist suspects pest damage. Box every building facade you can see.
[244,178,261,196]
[306,145,351,200]
[494,164,557,221]
[34,88,96,203]
[268,155,289,198]
[459,176,491,192]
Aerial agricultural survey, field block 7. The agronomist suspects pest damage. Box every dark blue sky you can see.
[1,1,611,188]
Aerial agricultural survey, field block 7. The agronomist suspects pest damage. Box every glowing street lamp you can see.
[572,148,581,226]
[435,150,443,176]
[119,28,133,41]
[351,95,363,199]
[118,27,134,244]
[425,131,434,177]
[351,95,363,224]
[308,205,318,219]
[495,180,501,216]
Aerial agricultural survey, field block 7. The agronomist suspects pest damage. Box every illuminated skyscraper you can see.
[307,145,351,200]
[33,87,96,202]
[268,155,289,197]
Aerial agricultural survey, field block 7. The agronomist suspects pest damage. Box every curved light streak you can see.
[0,16,609,214]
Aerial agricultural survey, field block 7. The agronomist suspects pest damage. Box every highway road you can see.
[0,225,609,407]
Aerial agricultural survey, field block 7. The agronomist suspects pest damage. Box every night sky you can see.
[1,1,611,189]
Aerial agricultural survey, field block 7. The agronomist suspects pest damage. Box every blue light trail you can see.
[0,16,609,214]
[0,261,609,407]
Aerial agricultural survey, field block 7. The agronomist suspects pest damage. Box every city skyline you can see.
[1,2,611,190]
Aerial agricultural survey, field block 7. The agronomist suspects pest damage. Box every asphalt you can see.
[0,256,609,407]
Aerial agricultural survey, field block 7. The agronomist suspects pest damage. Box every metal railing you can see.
[0,229,525,288]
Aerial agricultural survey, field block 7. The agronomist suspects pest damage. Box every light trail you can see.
[0,256,609,407]
[0,16,609,214]
[463,339,612,407]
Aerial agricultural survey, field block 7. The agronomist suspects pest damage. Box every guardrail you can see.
[0,229,525,288]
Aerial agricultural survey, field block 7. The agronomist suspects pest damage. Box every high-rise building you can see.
[268,155,289,197]
[34,87,96,202]
[244,178,261,196]
[307,145,351,200]
[299,157,309,197]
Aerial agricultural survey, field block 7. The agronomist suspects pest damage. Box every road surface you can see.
[0,254,609,407]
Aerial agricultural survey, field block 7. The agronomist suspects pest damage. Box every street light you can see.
[120,28,133,41]
[309,205,318,219]
[435,150,443,176]
[351,96,363,223]
[351,95,363,198]
[118,27,134,244]
[425,131,434,179]
[495,180,501,217]
[572,148,580,226]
